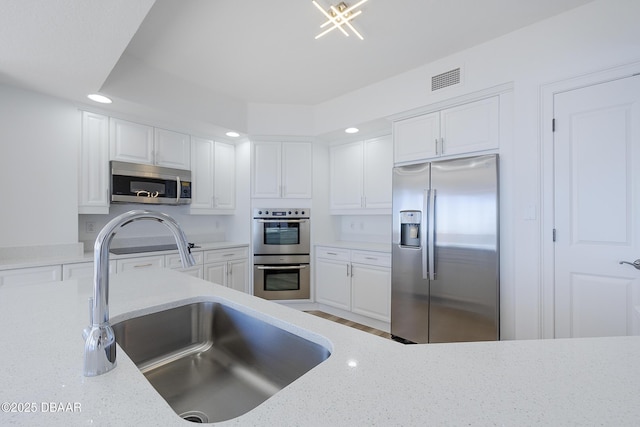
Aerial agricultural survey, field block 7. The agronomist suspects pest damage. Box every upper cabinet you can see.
[153,128,191,169]
[393,96,499,164]
[79,111,110,214]
[190,137,235,214]
[251,141,312,199]
[330,135,393,213]
[110,118,191,170]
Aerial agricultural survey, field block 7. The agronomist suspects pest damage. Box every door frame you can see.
[540,61,640,338]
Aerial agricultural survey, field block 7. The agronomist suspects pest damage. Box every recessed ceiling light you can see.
[225,131,240,138]
[345,127,359,134]
[87,94,112,104]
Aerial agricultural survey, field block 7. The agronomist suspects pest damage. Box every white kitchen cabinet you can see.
[393,96,499,163]
[0,265,62,287]
[79,111,110,214]
[190,137,236,214]
[153,128,191,169]
[315,247,351,309]
[165,251,204,279]
[252,141,312,199]
[351,251,392,322]
[110,118,154,164]
[115,255,165,273]
[62,261,115,280]
[110,118,190,169]
[330,136,392,212]
[315,246,391,322]
[203,246,249,293]
[393,112,440,163]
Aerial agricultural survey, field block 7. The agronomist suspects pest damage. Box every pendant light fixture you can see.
[312,0,368,40]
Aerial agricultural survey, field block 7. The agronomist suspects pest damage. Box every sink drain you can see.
[179,410,209,423]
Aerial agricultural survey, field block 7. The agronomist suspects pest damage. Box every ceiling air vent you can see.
[431,68,461,91]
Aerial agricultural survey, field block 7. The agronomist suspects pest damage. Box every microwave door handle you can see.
[176,176,181,204]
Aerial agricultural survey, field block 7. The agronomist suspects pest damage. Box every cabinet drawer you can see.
[166,251,204,269]
[351,251,391,267]
[204,246,249,263]
[116,255,164,273]
[0,265,62,287]
[316,247,350,262]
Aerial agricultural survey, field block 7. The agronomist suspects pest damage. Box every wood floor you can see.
[305,311,391,339]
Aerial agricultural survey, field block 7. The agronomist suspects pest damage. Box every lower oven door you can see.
[253,255,310,300]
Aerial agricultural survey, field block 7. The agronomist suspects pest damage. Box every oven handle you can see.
[256,219,307,224]
[256,265,308,270]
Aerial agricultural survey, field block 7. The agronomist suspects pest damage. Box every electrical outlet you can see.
[85,221,96,233]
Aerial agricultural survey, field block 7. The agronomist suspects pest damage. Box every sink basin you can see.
[113,301,331,423]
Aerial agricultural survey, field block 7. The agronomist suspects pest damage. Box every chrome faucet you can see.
[83,210,196,377]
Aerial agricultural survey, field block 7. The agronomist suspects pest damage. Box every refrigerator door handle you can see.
[422,189,429,280]
[428,188,436,280]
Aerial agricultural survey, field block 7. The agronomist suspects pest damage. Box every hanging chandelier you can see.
[312,0,369,40]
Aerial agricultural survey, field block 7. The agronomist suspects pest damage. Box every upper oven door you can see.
[252,218,310,255]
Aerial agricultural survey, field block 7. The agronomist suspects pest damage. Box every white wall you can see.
[0,84,79,248]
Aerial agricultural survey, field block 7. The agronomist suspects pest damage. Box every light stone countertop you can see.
[0,241,249,271]
[1,269,640,426]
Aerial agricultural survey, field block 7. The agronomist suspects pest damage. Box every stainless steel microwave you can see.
[110,161,192,205]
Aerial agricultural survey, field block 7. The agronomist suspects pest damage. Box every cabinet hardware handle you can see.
[327,252,338,255]
[133,263,153,268]
[435,138,438,155]
[365,257,377,260]
[223,253,235,257]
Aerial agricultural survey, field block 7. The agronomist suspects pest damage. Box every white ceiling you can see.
[0,0,594,112]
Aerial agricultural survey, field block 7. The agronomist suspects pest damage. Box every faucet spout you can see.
[83,210,196,377]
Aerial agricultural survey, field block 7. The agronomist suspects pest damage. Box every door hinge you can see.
[552,118,556,132]
[552,229,557,242]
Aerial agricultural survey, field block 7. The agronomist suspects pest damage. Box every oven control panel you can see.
[253,208,310,219]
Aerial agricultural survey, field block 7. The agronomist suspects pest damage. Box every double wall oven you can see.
[252,208,310,300]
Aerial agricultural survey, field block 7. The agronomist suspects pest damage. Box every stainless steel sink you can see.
[113,301,331,423]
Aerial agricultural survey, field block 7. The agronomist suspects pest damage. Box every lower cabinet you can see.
[0,265,62,287]
[203,246,249,293]
[165,252,204,278]
[315,246,391,322]
[62,261,116,280]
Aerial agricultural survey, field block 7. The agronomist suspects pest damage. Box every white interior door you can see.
[554,75,640,338]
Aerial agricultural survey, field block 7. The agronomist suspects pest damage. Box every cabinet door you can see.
[351,264,391,322]
[227,259,248,293]
[363,136,393,209]
[440,96,499,156]
[393,112,439,163]
[214,141,236,209]
[154,128,190,169]
[190,137,215,210]
[282,142,312,198]
[79,111,110,214]
[252,141,282,198]
[109,118,154,164]
[330,141,364,210]
[0,265,62,287]
[204,262,226,285]
[315,258,351,310]
[62,261,115,280]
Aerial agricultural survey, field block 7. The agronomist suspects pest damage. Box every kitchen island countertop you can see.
[1,269,639,426]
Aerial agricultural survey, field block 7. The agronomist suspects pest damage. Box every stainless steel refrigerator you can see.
[391,154,499,344]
